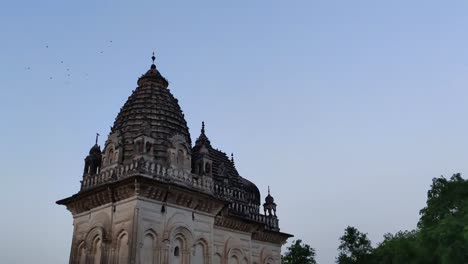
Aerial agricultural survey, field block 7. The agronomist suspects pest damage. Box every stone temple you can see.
[57,54,292,264]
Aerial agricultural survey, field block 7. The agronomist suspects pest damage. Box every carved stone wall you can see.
[59,59,291,264]
[68,196,282,264]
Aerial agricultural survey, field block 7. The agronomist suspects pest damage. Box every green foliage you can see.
[371,230,428,264]
[341,173,468,264]
[336,226,372,264]
[282,239,317,264]
[419,173,468,229]
[417,173,468,263]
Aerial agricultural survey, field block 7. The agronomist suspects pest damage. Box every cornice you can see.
[57,176,225,215]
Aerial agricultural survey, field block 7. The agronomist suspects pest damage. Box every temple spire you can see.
[195,121,211,147]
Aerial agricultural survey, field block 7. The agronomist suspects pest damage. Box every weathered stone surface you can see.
[57,56,292,264]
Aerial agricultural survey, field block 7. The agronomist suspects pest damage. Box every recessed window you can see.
[145,142,152,153]
[174,246,180,257]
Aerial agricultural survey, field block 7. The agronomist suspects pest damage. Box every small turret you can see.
[83,133,102,176]
[263,186,277,217]
[192,122,213,176]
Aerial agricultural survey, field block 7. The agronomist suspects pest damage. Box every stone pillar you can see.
[182,249,191,264]
[101,242,110,264]
[161,240,170,264]
[85,248,92,264]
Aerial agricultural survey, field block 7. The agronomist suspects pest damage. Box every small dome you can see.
[84,143,102,176]
[242,178,261,205]
[264,186,276,205]
[89,144,101,155]
[265,193,274,204]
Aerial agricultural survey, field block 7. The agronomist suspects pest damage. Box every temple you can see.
[57,54,292,264]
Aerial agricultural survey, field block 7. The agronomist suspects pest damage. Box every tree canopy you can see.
[336,173,468,264]
[336,226,372,264]
[282,239,317,264]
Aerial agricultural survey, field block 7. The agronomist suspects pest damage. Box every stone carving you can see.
[167,134,191,172]
[57,55,292,264]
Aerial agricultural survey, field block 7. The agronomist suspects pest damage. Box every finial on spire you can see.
[151,51,156,69]
[95,133,100,145]
[201,121,205,134]
[231,153,235,164]
[268,186,270,195]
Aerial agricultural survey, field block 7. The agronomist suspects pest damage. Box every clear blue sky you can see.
[1,1,468,263]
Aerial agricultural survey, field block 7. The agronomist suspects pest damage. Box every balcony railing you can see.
[81,159,213,193]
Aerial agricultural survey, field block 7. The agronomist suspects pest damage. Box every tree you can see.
[370,230,427,264]
[336,226,373,264]
[282,239,317,264]
[335,174,468,263]
[369,174,468,264]
[418,173,468,229]
[417,174,468,263]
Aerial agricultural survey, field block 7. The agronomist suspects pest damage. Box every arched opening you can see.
[177,149,185,166]
[213,253,222,264]
[226,245,245,264]
[108,149,114,164]
[192,242,206,264]
[117,232,129,264]
[77,241,86,264]
[92,237,102,264]
[146,142,152,153]
[229,255,239,264]
[84,160,90,174]
[167,225,193,264]
[170,239,182,264]
[135,140,143,153]
[140,233,155,264]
